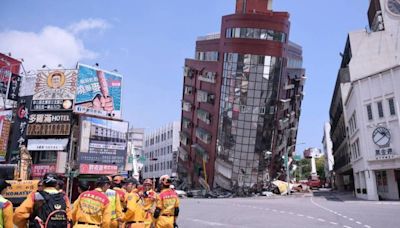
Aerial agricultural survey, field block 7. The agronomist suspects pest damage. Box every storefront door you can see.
[396,170,400,199]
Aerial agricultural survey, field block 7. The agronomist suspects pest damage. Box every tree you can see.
[316,157,326,179]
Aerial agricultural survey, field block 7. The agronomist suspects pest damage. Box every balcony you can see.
[182,101,192,112]
[278,118,290,130]
[182,118,193,129]
[196,127,212,144]
[184,66,195,78]
[197,109,211,125]
[192,143,209,161]
[284,83,295,90]
[280,98,291,110]
[180,132,191,146]
[198,72,216,84]
[197,90,215,105]
[178,147,189,162]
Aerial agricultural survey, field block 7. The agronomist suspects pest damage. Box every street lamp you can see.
[285,142,305,195]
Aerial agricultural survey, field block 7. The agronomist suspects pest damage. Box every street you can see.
[178,191,400,228]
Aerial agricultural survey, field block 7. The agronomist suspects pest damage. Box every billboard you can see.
[75,64,122,119]
[27,112,71,136]
[31,164,56,178]
[0,111,12,161]
[79,116,128,173]
[32,70,77,111]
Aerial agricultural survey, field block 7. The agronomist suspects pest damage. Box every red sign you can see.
[0,53,21,75]
[79,164,118,175]
[31,164,56,177]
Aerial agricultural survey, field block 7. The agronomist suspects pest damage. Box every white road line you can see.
[297,214,304,217]
[330,222,338,225]
[349,218,354,221]
[318,218,326,222]
[289,212,294,215]
[307,216,314,219]
[356,221,362,224]
[184,218,239,227]
[343,226,352,228]
[280,210,285,213]
[364,225,371,228]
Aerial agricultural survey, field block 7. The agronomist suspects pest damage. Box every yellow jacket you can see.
[156,189,180,216]
[0,195,13,228]
[13,187,72,228]
[122,192,145,222]
[71,188,112,228]
[105,189,124,220]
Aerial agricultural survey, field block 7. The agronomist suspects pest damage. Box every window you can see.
[367,104,373,120]
[377,101,384,118]
[388,98,396,116]
[184,86,193,95]
[196,128,211,144]
[226,27,286,42]
[376,171,388,193]
[198,71,216,83]
[39,151,57,162]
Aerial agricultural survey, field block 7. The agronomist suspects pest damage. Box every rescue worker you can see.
[153,175,180,228]
[71,176,112,228]
[105,182,124,228]
[124,178,138,194]
[78,181,90,194]
[142,179,157,228]
[14,173,72,228]
[0,179,13,228]
[113,175,127,210]
[122,178,146,228]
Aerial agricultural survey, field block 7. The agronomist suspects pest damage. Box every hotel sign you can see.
[27,113,71,136]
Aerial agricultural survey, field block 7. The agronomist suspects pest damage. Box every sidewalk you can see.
[324,190,400,205]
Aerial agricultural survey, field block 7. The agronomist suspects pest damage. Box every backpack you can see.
[30,191,69,228]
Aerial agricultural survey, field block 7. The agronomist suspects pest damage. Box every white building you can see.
[322,122,334,187]
[339,0,400,200]
[126,128,145,178]
[143,121,180,179]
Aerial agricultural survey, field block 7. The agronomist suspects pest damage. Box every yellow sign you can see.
[4,180,39,199]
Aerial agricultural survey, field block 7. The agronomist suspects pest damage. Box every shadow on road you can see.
[311,190,356,202]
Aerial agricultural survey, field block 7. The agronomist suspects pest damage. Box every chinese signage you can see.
[0,68,11,95]
[27,113,71,136]
[7,74,20,101]
[31,164,56,177]
[0,111,12,161]
[79,164,118,175]
[27,138,69,151]
[9,96,32,163]
[32,70,77,111]
[375,148,398,160]
[79,116,128,169]
[75,64,122,119]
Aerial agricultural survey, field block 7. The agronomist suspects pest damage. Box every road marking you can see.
[307,216,314,219]
[289,212,294,215]
[349,218,354,221]
[318,218,326,222]
[330,222,338,225]
[184,218,239,227]
[280,210,286,213]
[272,209,278,212]
[356,221,362,225]
[364,225,371,228]
[297,214,304,217]
[343,226,352,228]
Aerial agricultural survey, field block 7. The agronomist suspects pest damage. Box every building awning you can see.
[28,139,69,151]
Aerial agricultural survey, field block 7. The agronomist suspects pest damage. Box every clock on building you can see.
[387,0,400,16]
[372,127,391,147]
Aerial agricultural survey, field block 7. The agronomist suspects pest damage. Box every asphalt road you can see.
[177,191,400,228]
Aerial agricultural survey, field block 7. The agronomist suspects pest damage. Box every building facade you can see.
[143,121,180,179]
[178,0,306,192]
[322,122,334,187]
[330,0,400,200]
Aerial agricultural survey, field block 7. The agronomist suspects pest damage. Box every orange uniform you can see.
[123,191,146,228]
[154,189,180,228]
[114,187,127,209]
[0,194,13,228]
[13,187,71,228]
[71,188,112,228]
[142,189,157,228]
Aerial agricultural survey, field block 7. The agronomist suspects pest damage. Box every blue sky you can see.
[0,0,369,155]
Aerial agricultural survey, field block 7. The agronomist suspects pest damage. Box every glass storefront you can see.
[216,53,282,189]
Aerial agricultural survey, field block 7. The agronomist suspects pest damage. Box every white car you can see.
[175,190,187,198]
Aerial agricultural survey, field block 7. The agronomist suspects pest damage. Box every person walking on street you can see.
[0,179,13,228]
[153,175,180,228]
[14,173,71,228]
[71,176,112,228]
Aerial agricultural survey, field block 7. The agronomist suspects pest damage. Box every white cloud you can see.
[0,19,109,71]
[68,18,110,34]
